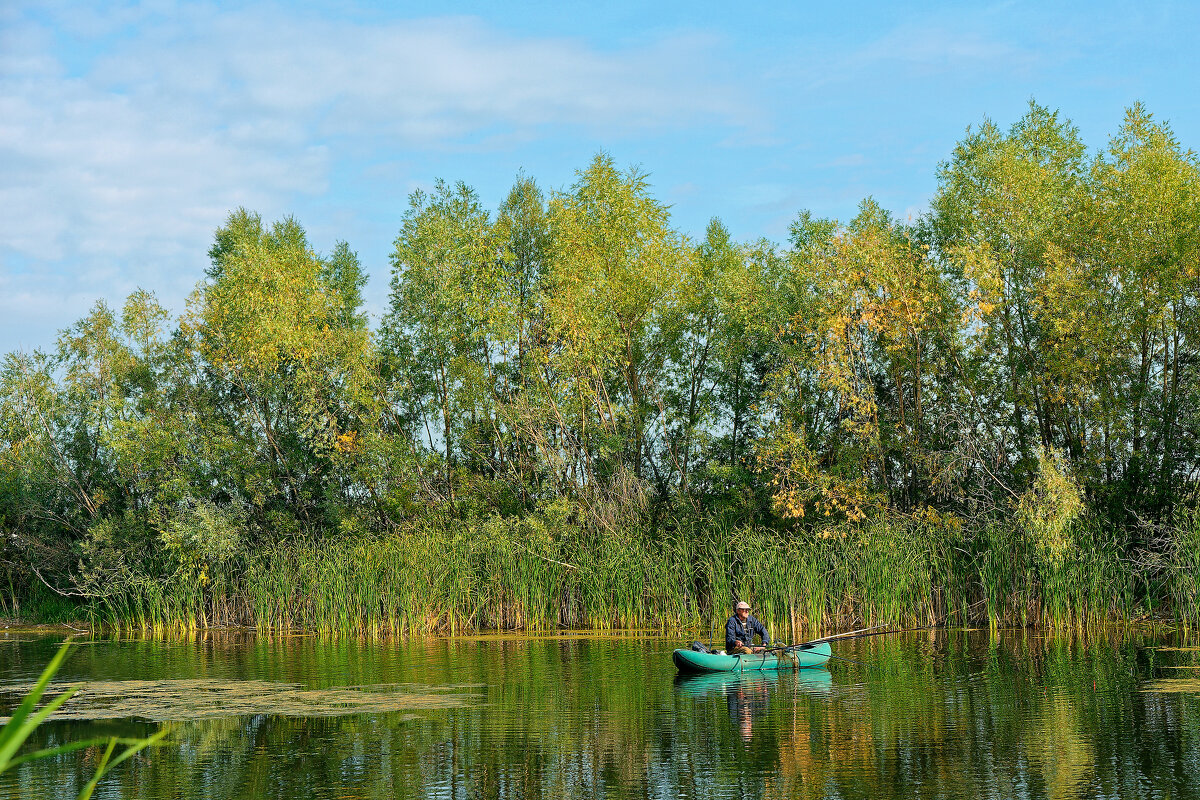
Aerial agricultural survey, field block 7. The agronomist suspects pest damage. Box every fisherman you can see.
[725,600,771,654]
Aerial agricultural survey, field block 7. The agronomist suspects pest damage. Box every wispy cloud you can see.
[773,10,1048,92]
[77,12,749,141]
[0,3,755,351]
[853,24,1041,76]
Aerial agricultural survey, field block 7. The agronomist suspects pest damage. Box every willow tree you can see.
[542,154,691,498]
[661,218,741,497]
[660,223,784,508]
[198,209,373,527]
[932,101,1088,491]
[383,181,499,506]
[0,347,91,586]
[0,290,187,592]
[711,237,783,497]
[755,200,958,523]
[490,176,553,502]
[1040,104,1200,514]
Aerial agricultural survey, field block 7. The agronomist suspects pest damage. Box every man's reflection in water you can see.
[726,679,771,741]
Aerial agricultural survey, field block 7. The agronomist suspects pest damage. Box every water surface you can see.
[1,629,1197,799]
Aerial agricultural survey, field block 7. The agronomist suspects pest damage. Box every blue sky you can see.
[2,0,1197,355]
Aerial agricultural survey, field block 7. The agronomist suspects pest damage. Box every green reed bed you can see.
[676,516,964,638]
[1162,510,1200,627]
[968,519,1138,630]
[86,510,1180,635]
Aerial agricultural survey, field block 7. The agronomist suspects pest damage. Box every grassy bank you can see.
[80,510,1200,636]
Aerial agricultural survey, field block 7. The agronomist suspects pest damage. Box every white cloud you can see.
[854,25,1038,75]
[772,10,1048,92]
[0,3,754,352]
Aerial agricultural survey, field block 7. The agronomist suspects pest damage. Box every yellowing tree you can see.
[544,154,691,491]
[197,209,373,521]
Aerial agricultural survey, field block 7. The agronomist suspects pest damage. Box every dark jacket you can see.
[725,614,770,651]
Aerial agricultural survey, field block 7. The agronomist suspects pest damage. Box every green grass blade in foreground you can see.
[0,640,76,771]
[0,640,169,800]
[77,739,117,800]
[76,729,170,800]
[3,737,112,771]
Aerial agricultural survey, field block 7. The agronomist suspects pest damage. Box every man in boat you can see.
[725,601,771,654]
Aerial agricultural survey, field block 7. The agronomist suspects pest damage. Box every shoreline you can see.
[2,617,1183,640]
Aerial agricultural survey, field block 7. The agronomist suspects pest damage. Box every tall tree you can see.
[383,182,499,503]
[198,209,374,526]
[490,175,553,502]
[543,154,691,495]
[932,101,1087,491]
[1041,104,1200,514]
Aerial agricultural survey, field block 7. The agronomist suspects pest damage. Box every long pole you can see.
[768,623,924,653]
[812,625,937,645]
[764,643,869,667]
[802,623,888,645]
[783,624,932,652]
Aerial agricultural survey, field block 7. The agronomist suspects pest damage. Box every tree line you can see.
[2,101,1199,624]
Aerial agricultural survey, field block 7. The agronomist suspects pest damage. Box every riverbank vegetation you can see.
[2,101,1199,633]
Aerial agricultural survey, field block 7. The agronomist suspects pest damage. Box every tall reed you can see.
[88,509,1173,635]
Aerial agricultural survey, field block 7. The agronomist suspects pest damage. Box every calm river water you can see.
[1,629,1198,799]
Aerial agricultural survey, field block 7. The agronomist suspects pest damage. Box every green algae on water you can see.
[1140,678,1200,694]
[0,679,472,722]
[1152,646,1200,652]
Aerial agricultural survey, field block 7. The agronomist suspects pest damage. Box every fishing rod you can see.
[756,624,887,654]
[798,624,937,647]
[760,622,933,669]
[762,643,869,667]
[799,623,888,645]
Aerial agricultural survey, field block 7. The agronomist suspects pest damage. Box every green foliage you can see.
[0,642,167,799]
[197,209,377,523]
[159,499,246,580]
[934,102,1200,516]
[2,104,1200,630]
[1018,449,1085,567]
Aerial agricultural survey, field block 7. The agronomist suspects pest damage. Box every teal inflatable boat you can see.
[672,641,832,673]
[673,668,833,698]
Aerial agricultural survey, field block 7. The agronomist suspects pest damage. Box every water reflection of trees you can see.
[4,631,1199,799]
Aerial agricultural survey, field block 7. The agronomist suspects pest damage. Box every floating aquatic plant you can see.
[1140,678,1200,694]
[0,642,167,800]
[1,678,472,722]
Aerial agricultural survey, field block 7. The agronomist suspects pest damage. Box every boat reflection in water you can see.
[674,669,833,740]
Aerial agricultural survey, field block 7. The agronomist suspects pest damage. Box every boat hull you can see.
[672,642,832,673]
[673,668,833,698]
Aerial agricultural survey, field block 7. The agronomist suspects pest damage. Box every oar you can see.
[754,624,886,654]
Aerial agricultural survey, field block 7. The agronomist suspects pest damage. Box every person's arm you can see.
[754,618,770,646]
[725,618,738,651]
